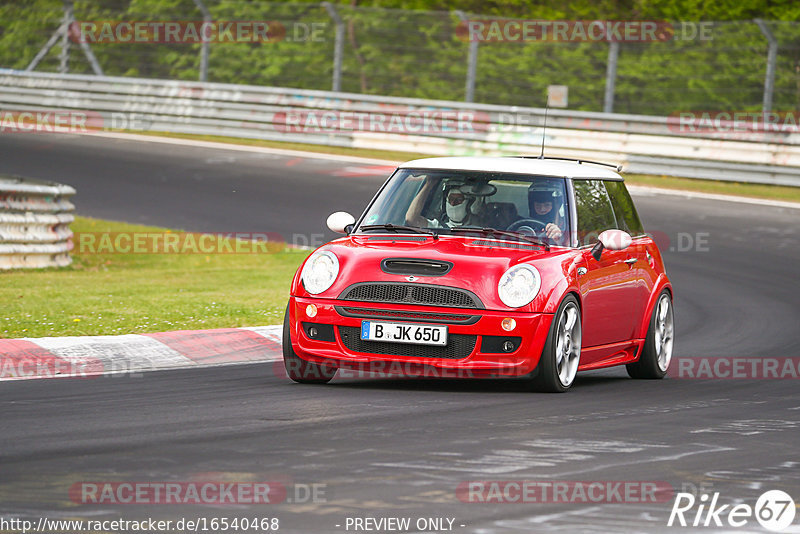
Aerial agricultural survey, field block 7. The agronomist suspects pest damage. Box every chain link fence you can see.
[1,1,799,116]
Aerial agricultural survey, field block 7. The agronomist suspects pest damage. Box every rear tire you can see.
[529,295,581,393]
[283,304,337,384]
[627,290,673,379]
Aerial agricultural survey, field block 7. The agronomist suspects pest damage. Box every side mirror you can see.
[591,229,632,260]
[326,211,355,234]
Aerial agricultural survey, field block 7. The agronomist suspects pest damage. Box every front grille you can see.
[338,326,476,359]
[336,306,479,325]
[339,282,483,309]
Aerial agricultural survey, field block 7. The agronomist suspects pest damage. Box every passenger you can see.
[406,177,494,228]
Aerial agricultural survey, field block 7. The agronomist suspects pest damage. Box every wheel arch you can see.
[540,276,582,317]
[637,275,673,340]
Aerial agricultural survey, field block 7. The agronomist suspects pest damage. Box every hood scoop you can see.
[366,235,428,242]
[470,239,540,250]
[381,258,453,276]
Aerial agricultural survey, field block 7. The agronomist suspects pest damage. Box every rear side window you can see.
[573,180,617,246]
[604,180,644,236]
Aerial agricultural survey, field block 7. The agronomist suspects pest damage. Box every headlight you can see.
[498,264,541,308]
[301,250,339,294]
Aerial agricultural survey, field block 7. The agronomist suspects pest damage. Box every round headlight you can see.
[498,264,541,308]
[301,250,339,295]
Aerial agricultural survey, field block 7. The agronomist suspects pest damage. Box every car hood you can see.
[297,234,579,312]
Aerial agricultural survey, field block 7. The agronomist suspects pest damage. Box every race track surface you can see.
[1,133,799,533]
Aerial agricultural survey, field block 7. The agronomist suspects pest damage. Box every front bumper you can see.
[288,296,554,377]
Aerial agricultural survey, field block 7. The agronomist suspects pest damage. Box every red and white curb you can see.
[0,325,283,380]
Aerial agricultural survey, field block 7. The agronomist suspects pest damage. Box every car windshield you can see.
[357,169,570,245]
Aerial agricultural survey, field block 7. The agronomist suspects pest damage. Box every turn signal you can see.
[501,318,516,332]
[306,304,318,318]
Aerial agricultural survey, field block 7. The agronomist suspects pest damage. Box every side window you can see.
[604,180,645,236]
[573,179,617,246]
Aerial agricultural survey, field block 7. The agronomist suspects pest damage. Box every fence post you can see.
[755,19,777,114]
[603,40,619,113]
[454,11,477,103]
[58,0,73,73]
[322,2,344,92]
[193,0,211,82]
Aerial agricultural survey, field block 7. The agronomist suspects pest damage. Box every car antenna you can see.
[539,101,549,159]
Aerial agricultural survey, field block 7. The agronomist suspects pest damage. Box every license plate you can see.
[360,321,448,346]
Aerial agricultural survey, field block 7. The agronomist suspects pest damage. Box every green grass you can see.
[0,217,309,339]
[624,174,800,203]
[143,131,800,203]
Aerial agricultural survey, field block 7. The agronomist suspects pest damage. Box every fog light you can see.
[502,341,515,352]
[308,327,318,339]
[501,318,516,332]
[306,304,318,318]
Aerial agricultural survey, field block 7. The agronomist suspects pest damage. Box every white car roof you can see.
[398,156,623,180]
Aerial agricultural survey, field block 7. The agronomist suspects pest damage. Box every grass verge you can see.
[0,216,308,338]
[146,131,800,203]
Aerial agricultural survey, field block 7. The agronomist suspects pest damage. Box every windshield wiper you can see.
[448,226,550,250]
[359,223,438,238]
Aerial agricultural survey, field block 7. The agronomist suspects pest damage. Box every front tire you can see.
[627,290,674,379]
[283,304,337,384]
[530,295,582,392]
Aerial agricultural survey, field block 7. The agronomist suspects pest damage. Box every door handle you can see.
[623,258,637,265]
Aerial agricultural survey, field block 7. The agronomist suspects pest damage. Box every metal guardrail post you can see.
[26,22,68,72]
[193,0,211,82]
[25,1,104,75]
[454,11,477,103]
[603,41,619,114]
[322,2,344,93]
[0,176,76,270]
[59,0,73,74]
[755,19,778,114]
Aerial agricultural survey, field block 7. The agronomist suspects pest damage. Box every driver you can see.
[406,177,493,228]
[529,185,566,243]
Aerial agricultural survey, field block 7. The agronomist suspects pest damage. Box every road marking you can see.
[78,131,800,209]
[628,185,800,210]
[84,131,399,165]
[331,165,397,177]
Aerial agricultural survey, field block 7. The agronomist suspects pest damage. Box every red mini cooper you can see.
[283,157,674,392]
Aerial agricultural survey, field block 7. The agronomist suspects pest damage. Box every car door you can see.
[604,180,651,328]
[572,179,641,350]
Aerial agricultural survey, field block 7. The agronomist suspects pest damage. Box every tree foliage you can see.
[1,0,798,114]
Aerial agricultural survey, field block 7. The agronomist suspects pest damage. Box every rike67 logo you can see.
[668,489,796,531]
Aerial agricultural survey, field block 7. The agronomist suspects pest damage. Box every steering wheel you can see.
[506,218,550,237]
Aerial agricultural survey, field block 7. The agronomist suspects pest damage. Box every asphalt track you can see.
[1,133,799,533]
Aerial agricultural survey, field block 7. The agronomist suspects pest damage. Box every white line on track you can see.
[82,130,800,210]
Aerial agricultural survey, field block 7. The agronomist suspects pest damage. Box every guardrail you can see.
[0,175,75,269]
[1,70,799,187]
